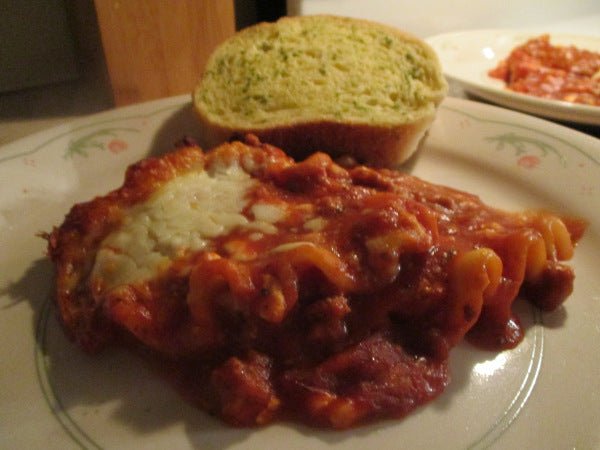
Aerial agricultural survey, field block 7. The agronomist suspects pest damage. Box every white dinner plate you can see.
[426,29,600,125]
[1,95,599,449]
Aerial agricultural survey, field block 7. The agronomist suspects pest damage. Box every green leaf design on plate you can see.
[65,127,139,159]
[486,132,567,167]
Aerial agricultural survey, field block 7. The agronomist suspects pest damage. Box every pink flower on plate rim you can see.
[517,154,541,169]
[108,138,128,154]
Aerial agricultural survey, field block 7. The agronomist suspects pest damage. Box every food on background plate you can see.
[488,34,600,106]
[193,15,448,169]
[46,135,586,429]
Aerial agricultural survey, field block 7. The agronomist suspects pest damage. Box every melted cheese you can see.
[93,164,258,289]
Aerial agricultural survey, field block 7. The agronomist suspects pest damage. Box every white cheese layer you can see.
[92,164,258,289]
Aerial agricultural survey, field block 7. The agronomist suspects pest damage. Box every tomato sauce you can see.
[489,34,600,106]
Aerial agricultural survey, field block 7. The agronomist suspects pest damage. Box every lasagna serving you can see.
[488,34,600,106]
[47,135,586,429]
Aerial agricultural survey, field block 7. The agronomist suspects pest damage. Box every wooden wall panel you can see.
[94,0,235,106]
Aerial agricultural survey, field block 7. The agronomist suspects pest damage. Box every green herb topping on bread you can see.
[193,15,448,167]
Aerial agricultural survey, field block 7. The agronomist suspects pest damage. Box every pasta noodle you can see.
[447,248,502,346]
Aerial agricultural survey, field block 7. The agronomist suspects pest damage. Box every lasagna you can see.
[488,34,600,106]
[47,135,586,429]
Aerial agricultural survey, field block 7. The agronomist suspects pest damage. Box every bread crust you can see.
[195,111,436,168]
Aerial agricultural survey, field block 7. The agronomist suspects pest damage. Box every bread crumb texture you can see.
[194,15,447,128]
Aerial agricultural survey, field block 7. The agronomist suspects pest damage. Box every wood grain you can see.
[94,0,235,106]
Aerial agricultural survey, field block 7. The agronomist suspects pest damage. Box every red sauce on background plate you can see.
[489,34,600,106]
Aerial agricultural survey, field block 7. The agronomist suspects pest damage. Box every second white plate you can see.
[426,29,600,125]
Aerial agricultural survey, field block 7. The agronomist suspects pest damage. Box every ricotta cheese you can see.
[93,165,257,289]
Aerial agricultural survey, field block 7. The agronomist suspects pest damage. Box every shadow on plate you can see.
[146,102,205,159]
